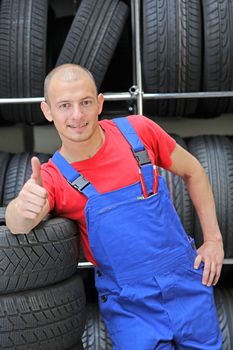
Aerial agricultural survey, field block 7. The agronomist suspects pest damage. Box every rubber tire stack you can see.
[142,0,233,118]
[0,152,86,349]
[0,0,129,125]
[142,0,202,117]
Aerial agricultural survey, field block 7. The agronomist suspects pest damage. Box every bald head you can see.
[44,64,98,103]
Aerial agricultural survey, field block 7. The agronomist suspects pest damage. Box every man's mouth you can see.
[69,122,88,128]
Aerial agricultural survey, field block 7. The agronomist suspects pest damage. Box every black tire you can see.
[0,207,5,223]
[2,152,51,206]
[197,0,233,117]
[159,135,194,235]
[81,303,112,350]
[101,20,133,117]
[142,0,202,117]
[68,340,84,350]
[0,273,86,349]
[0,0,48,124]
[48,15,73,68]
[101,21,132,92]
[188,136,233,257]
[0,216,80,293]
[0,151,11,206]
[56,0,129,89]
[214,287,233,349]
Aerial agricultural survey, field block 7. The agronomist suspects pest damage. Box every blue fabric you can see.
[52,118,222,349]
[113,117,154,194]
[88,119,221,349]
[86,176,222,349]
[52,151,81,183]
[52,151,99,198]
[113,117,146,152]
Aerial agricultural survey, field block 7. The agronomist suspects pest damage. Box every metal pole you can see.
[77,259,233,269]
[131,0,136,86]
[142,91,233,99]
[1,91,233,104]
[131,0,143,114]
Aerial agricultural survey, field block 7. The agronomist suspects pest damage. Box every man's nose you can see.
[72,105,83,118]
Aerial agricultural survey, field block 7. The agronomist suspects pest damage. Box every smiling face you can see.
[41,65,104,150]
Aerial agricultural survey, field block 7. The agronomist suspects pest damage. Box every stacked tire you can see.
[0,152,86,349]
[142,0,233,118]
[215,288,233,348]
[0,0,129,125]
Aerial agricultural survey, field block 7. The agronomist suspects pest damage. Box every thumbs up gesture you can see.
[31,156,43,186]
[16,157,48,220]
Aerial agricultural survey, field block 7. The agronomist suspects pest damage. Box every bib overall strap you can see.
[51,151,99,197]
[112,117,157,196]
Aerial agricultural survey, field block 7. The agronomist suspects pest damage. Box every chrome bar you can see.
[0,97,45,104]
[134,0,143,114]
[223,259,233,265]
[103,92,133,100]
[143,91,233,99]
[77,259,233,269]
[0,93,133,104]
[1,91,233,104]
[78,262,94,268]
[131,0,136,86]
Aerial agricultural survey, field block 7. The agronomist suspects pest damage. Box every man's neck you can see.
[60,126,105,163]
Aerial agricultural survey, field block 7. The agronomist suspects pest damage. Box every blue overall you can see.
[52,118,222,350]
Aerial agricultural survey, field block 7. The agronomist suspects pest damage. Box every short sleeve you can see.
[127,115,176,169]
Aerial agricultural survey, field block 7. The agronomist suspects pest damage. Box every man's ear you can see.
[97,93,104,115]
[40,101,53,122]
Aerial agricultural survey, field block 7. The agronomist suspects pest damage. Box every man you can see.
[6,64,224,349]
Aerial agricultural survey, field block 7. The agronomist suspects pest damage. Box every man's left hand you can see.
[194,239,224,287]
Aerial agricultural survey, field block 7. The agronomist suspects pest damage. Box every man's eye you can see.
[81,100,92,106]
[59,103,70,109]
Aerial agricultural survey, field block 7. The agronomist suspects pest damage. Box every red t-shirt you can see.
[41,115,176,265]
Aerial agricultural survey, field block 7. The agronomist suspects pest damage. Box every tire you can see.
[101,21,132,92]
[0,0,48,124]
[197,0,233,117]
[56,0,129,89]
[188,136,233,257]
[0,273,86,350]
[68,340,84,350]
[48,15,73,67]
[81,303,112,350]
[142,0,202,117]
[0,207,5,223]
[214,287,233,349]
[0,151,11,206]
[159,135,193,235]
[101,21,133,117]
[0,216,80,293]
[2,152,51,206]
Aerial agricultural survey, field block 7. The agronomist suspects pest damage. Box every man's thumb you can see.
[31,157,43,186]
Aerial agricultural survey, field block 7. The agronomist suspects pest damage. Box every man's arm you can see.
[168,143,224,286]
[5,157,50,234]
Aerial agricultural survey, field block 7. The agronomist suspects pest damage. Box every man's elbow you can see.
[183,161,208,186]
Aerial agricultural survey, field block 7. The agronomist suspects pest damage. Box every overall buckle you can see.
[133,149,151,166]
[68,175,90,191]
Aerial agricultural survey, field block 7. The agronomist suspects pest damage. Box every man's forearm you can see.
[184,168,222,242]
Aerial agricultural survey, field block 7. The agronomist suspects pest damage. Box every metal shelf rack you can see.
[0,0,232,267]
